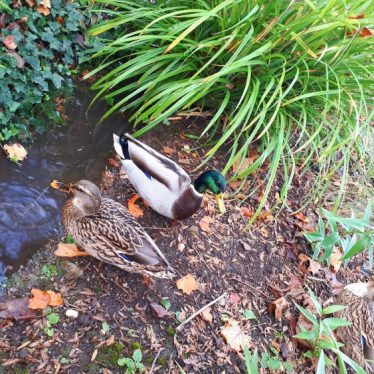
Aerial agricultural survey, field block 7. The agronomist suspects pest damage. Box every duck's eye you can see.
[120,136,127,146]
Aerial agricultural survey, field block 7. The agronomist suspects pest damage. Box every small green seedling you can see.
[44,312,60,337]
[160,299,171,310]
[42,264,57,278]
[294,289,366,373]
[101,321,110,334]
[117,349,145,373]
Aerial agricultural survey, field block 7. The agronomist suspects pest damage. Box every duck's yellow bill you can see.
[215,193,226,214]
[50,180,71,192]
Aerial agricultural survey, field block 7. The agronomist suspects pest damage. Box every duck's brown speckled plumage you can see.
[59,180,174,279]
[335,281,374,371]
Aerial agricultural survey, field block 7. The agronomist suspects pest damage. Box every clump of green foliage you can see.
[305,200,373,267]
[117,349,145,373]
[86,0,373,218]
[0,0,91,141]
[294,289,365,373]
[97,342,125,368]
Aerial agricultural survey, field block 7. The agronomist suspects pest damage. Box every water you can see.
[0,86,128,282]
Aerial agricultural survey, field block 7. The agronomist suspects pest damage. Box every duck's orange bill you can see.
[50,180,71,192]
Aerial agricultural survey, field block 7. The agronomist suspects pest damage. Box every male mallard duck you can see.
[113,133,227,220]
[334,278,374,371]
[50,179,174,279]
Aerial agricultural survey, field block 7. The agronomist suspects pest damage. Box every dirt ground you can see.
[0,120,369,373]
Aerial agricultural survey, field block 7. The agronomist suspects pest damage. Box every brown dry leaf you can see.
[199,216,214,233]
[0,297,37,321]
[221,319,251,352]
[26,0,35,6]
[55,243,89,257]
[28,289,50,310]
[176,274,199,295]
[295,211,309,224]
[330,249,342,273]
[232,158,251,175]
[56,16,64,25]
[107,158,120,168]
[162,146,175,155]
[240,206,253,218]
[1,358,22,366]
[3,143,27,162]
[201,307,213,323]
[127,203,144,218]
[150,303,172,319]
[298,253,321,275]
[3,35,17,50]
[36,5,50,16]
[229,292,241,304]
[46,291,63,307]
[271,297,289,321]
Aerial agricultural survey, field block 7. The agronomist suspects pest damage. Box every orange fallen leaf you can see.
[201,307,213,323]
[240,206,253,218]
[295,211,309,224]
[25,0,35,6]
[221,319,251,352]
[46,291,63,307]
[271,297,289,321]
[127,202,144,218]
[199,216,214,233]
[3,35,17,50]
[55,243,89,257]
[176,274,199,295]
[28,289,50,310]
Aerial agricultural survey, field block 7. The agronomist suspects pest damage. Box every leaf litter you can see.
[0,120,367,372]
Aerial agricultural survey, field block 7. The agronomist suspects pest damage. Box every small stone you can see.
[78,314,90,326]
[65,309,79,319]
[177,243,185,252]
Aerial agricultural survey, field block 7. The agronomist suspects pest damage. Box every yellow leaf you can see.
[176,274,199,295]
[3,143,27,162]
[55,243,89,257]
[221,319,251,352]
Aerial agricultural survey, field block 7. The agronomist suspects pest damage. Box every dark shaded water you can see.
[0,86,129,282]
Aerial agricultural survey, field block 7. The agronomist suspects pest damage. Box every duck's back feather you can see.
[124,133,191,192]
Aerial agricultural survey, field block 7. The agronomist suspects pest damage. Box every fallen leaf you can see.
[56,15,64,25]
[28,289,50,310]
[55,243,89,257]
[294,211,308,224]
[127,202,144,218]
[26,0,35,6]
[150,303,172,319]
[330,248,342,273]
[3,35,17,50]
[229,293,241,304]
[46,291,63,307]
[298,253,321,275]
[199,216,214,233]
[36,4,50,16]
[176,274,199,295]
[201,307,213,323]
[3,143,27,162]
[162,146,175,155]
[1,358,22,366]
[28,289,63,310]
[271,297,289,321]
[359,27,372,37]
[240,207,253,218]
[232,158,251,175]
[0,297,37,321]
[0,14,6,29]
[221,319,251,352]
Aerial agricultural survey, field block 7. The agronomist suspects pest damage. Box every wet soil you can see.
[0,120,369,373]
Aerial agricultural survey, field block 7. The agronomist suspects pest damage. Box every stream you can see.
[0,86,129,284]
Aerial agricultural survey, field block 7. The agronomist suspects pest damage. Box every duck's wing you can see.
[124,133,191,192]
[78,198,174,276]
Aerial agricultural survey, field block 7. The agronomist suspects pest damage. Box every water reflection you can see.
[0,86,129,281]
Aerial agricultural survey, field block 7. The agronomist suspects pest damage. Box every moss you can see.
[83,362,101,374]
[130,341,142,351]
[165,326,176,337]
[145,357,153,365]
[157,356,166,366]
[96,343,125,368]
[13,367,29,374]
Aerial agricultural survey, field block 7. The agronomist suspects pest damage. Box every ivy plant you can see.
[0,0,100,141]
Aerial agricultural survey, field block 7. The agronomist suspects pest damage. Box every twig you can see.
[149,348,162,374]
[176,292,227,331]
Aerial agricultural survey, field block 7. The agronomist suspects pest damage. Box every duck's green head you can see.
[194,170,227,214]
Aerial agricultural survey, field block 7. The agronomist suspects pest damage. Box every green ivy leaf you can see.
[132,349,142,363]
[160,299,171,310]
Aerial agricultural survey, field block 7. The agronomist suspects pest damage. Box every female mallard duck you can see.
[50,179,174,279]
[113,133,227,220]
[334,278,374,371]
